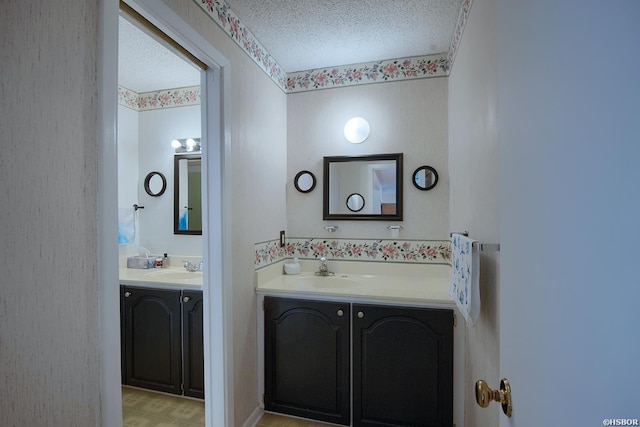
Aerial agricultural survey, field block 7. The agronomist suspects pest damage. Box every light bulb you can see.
[171,139,182,149]
[186,138,196,148]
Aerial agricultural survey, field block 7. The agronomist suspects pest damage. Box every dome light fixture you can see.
[344,117,370,144]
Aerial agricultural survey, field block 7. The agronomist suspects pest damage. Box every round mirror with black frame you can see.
[144,171,167,197]
[346,193,365,212]
[412,166,439,191]
[294,170,316,193]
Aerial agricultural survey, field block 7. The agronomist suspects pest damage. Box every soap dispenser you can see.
[162,253,169,268]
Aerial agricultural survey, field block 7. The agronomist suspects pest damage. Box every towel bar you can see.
[475,243,500,252]
[450,232,500,252]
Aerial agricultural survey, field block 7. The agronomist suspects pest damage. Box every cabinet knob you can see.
[337,309,344,317]
[183,296,191,302]
[124,291,131,298]
[357,311,364,319]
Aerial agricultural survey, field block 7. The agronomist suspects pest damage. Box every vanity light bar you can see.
[171,138,201,153]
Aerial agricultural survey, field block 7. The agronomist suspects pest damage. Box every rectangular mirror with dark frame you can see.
[174,153,202,235]
[323,153,403,221]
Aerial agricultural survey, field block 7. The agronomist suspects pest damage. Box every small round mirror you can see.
[144,171,167,197]
[412,166,438,191]
[346,193,365,212]
[294,170,316,193]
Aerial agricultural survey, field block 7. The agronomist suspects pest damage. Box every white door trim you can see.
[98,1,122,425]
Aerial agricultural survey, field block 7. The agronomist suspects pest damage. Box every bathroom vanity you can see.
[256,260,463,427]
[119,267,204,398]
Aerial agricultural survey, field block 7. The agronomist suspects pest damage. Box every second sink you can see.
[293,275,363,289]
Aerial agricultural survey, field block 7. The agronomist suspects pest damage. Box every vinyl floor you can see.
[122,387,335,427]
[122,387,205,427]
[256,412,336,427]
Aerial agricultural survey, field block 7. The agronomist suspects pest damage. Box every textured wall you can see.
[447,0,500,425]
[0,1,101,426]
[287,79,449,240]
[161,1,289,425]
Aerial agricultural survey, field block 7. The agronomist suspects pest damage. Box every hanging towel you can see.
[178,208,188,231]
[450,234,480,326]
[118,207,136,244]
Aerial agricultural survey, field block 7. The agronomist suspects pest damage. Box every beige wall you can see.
[448,0,500,425]
[287,80,449,240]
[0,1,101,426]
[161,2,288,424]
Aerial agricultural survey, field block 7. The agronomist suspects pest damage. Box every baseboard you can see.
[242,406,264,427]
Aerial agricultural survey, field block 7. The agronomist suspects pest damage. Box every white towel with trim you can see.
[450,234,480,326]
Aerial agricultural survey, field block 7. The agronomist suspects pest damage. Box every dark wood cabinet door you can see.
[353,304,453,427]
[182,290,205,399]
[120,286,126,385]
[122,286,182,395]
[264,297,350,425]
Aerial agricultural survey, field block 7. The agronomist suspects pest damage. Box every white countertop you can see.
[256,260,454,308]
[119,267,203,290]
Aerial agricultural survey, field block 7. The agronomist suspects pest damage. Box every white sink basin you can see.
[293,275,364,289]
[143,270,203,282]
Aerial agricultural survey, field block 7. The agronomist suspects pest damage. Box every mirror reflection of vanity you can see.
[174,154,202,235]
[323,153,403,220]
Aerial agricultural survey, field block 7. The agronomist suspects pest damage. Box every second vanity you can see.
[119,265,204,399]
[256,260,464,427]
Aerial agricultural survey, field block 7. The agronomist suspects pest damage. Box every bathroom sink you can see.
[143,270,203,282]
[293,275,363,289]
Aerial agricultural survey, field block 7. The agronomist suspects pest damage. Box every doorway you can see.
[117,8,204,424]
[100,1,232,426]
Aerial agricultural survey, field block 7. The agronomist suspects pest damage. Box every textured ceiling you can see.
[118,0,464,91]
[118,16,200,93]
[224,0,463,72]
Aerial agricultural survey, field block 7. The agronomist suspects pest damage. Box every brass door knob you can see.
[475,378,512,417]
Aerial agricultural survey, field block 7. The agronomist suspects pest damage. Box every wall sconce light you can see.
[171,137,201,153]
[344,117,370,144]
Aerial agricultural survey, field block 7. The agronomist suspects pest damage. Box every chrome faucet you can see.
[315,256,334,276]
[182,260,203,272]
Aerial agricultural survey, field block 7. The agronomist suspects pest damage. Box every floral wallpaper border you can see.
[194,0,288,89]
[285,54,449,93]
[118,85,201,111]
[447,0,475,69]
[192,0,475,93]
[255,237,451,270]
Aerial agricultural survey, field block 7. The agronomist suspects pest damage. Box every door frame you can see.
[98,1,233,425]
